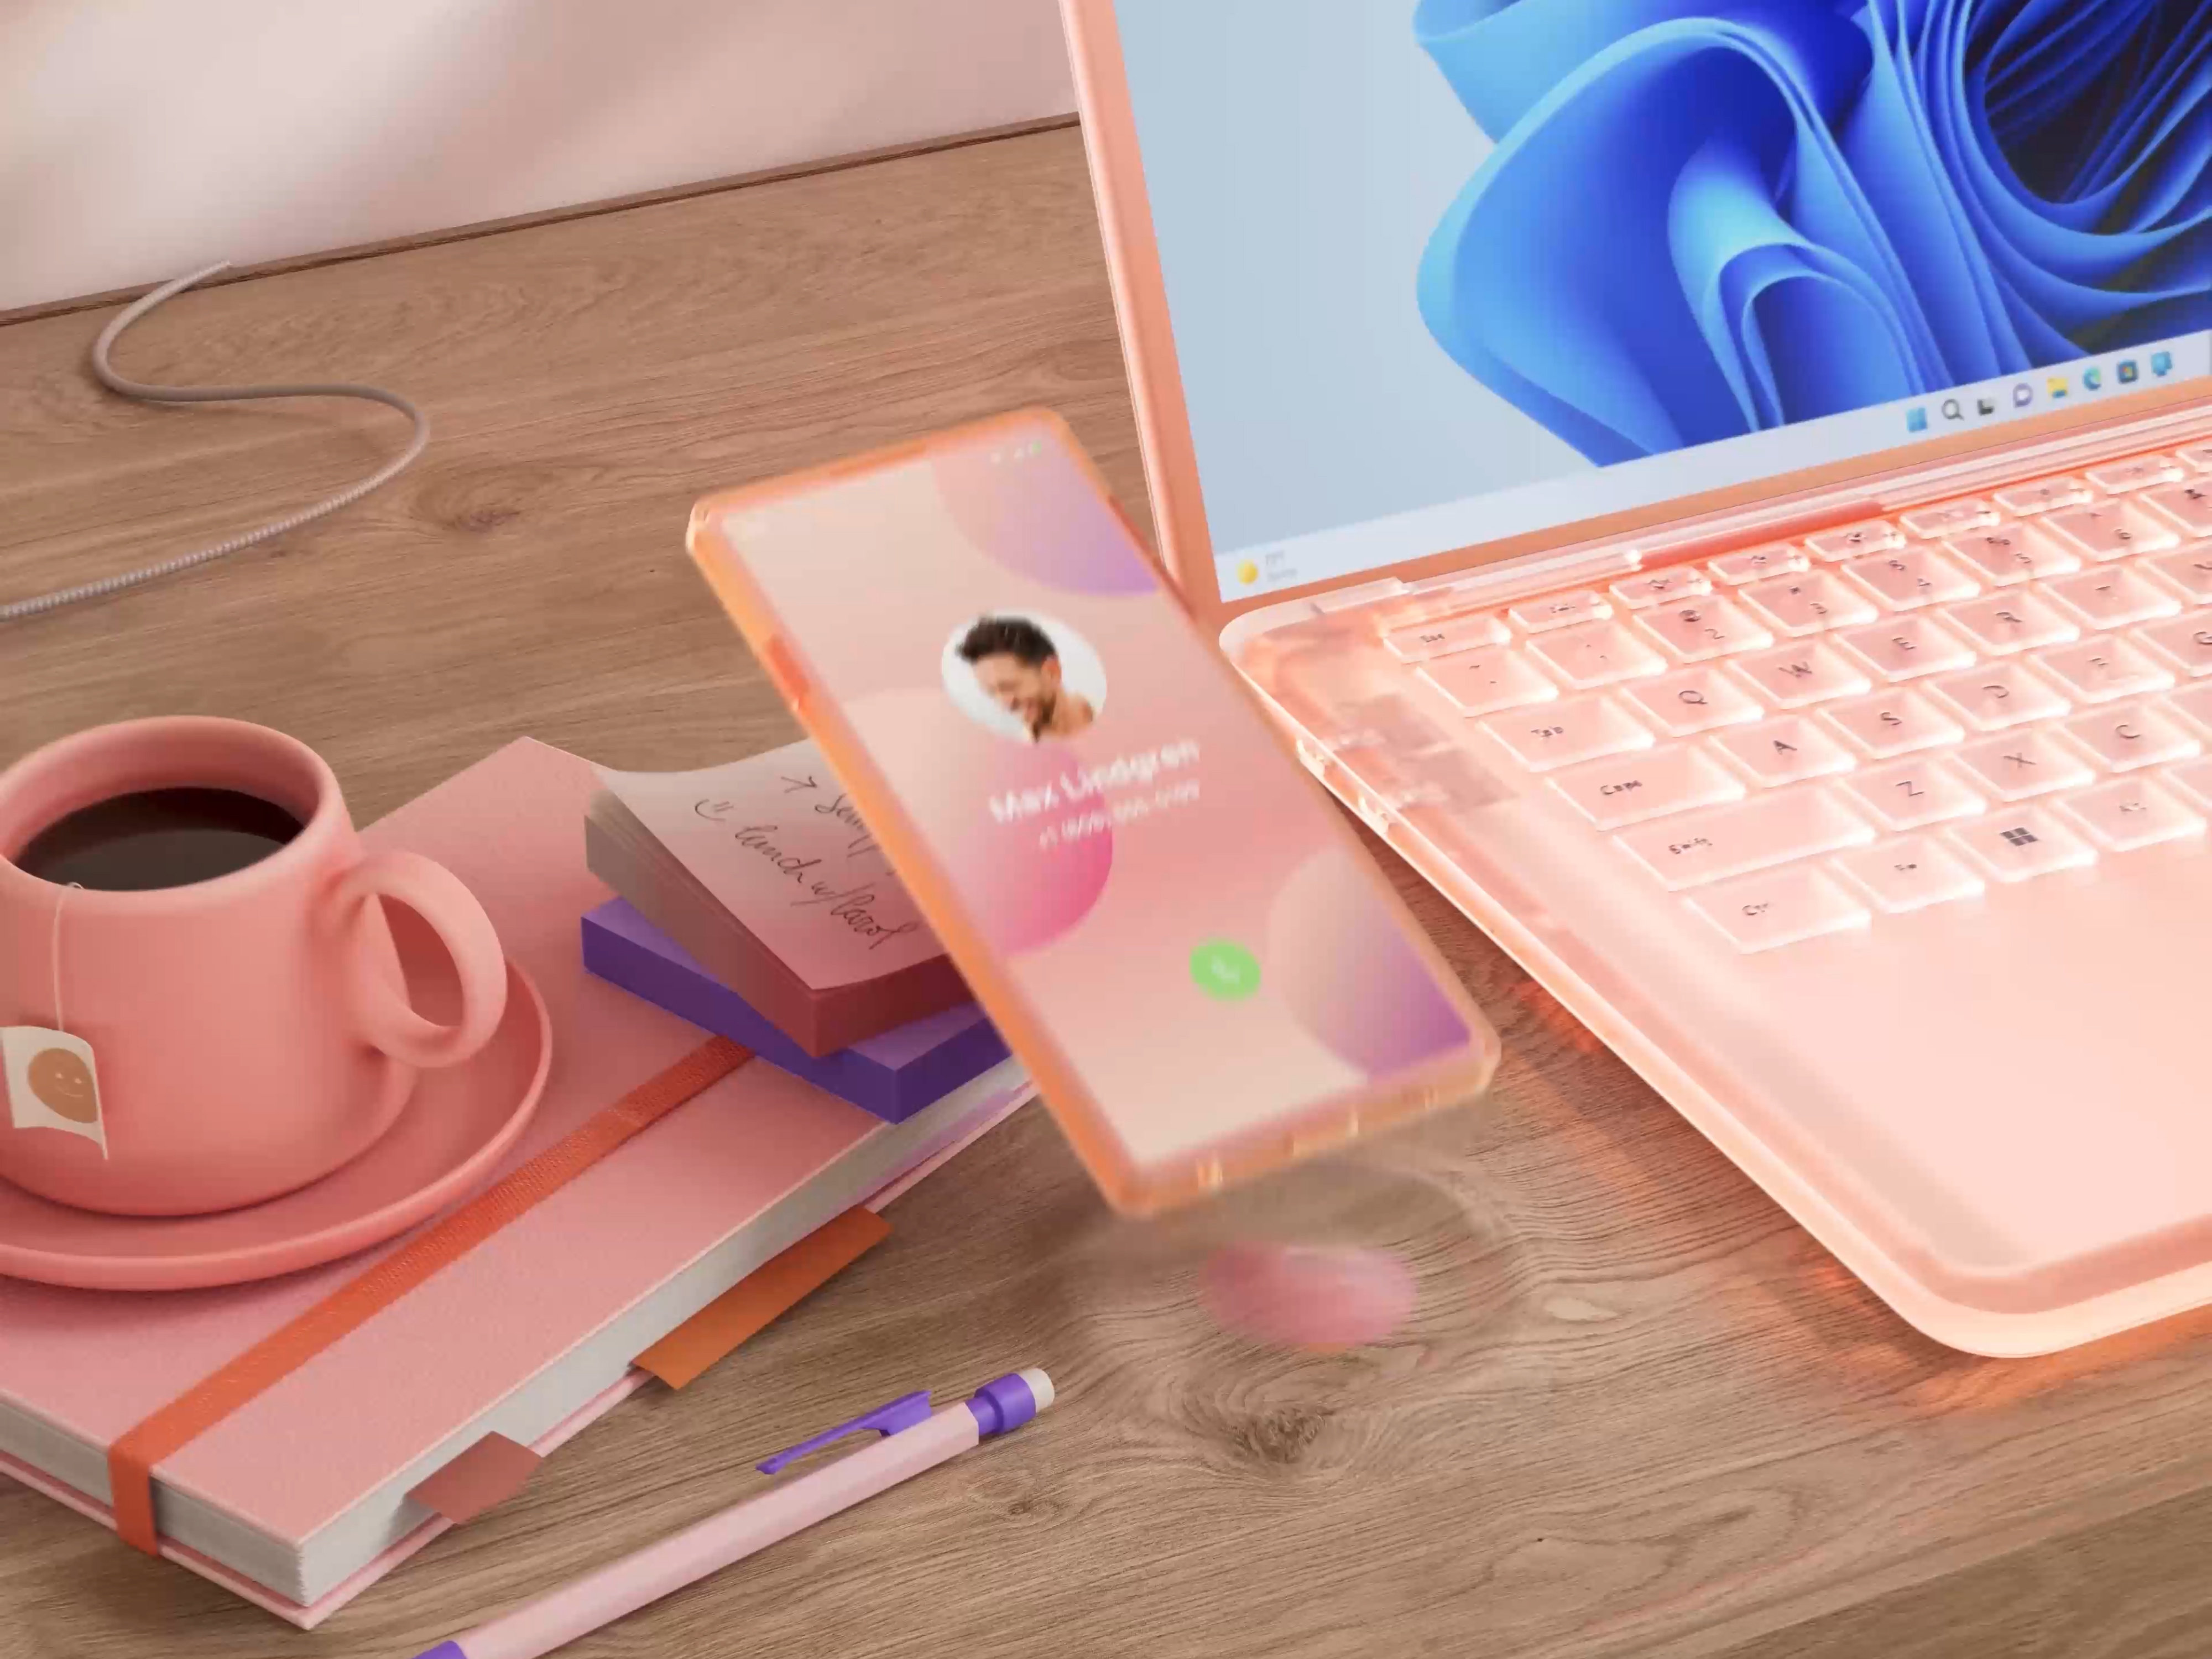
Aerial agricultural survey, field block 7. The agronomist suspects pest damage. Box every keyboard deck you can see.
[1337,441,2212,953]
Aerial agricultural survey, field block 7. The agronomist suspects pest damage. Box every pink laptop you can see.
[1061,0,2211,1355]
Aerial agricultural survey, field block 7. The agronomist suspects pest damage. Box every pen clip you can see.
[757,1390,932,1475]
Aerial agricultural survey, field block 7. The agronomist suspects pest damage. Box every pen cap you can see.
[967,1369,1054,1437]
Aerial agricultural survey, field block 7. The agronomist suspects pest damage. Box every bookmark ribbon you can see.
[107,1036,752,1557]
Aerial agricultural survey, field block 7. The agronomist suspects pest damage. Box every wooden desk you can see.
[4,126,2210,1659]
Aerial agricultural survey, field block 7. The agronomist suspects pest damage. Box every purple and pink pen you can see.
[413,1368,1055,1659]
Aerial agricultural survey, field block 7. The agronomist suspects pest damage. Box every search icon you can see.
[1942,398,1964,421]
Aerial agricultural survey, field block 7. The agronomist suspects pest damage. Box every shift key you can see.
[1618,786,1874,889]
[1550,745,1743,828]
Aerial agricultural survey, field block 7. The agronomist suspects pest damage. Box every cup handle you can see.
[333,851,509,1070]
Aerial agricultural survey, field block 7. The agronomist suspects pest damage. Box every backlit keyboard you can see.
[1370,446,2212,952]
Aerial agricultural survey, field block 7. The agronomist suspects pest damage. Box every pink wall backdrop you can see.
[0,0,1076,312]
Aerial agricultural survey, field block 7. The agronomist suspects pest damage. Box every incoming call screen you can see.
[716,421,1475,1168]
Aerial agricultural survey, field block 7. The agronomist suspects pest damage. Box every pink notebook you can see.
[0,740,1030,1624]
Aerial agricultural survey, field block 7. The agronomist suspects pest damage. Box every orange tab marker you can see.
[635,1207,890,1390]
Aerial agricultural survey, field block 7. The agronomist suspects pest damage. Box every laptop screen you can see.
[1109,2,2209,604]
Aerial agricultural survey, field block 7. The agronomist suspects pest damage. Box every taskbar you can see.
[1216,330,2211,604]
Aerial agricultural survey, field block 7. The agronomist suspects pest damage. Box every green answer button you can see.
[1190,940,1261,1001]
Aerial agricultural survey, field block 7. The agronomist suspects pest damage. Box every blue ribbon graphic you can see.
[1415,0,2209,464]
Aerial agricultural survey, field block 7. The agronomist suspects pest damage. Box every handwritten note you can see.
[595,743,943,990]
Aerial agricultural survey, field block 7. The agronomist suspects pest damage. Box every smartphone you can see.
[687,410,1498,1214]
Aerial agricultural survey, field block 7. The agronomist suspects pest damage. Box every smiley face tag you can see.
[2,1027,106,1156]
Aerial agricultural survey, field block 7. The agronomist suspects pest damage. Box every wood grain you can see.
[4,126,2210,1659]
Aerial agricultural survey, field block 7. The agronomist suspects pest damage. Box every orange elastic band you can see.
[107,1035,751,1556]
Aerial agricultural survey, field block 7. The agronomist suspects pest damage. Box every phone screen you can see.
[692,413,1494,1207]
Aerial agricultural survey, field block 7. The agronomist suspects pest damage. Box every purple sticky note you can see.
[582,900,1007,1122]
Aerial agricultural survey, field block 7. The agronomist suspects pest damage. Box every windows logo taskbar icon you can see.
[1904,347,2182,439]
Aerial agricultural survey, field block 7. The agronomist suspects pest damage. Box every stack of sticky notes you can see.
[583,743,1009,1121]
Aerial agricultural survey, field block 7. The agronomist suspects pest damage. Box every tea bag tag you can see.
[2,1027,106,1156]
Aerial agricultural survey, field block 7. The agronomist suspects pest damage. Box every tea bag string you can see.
[50,883,81,1034]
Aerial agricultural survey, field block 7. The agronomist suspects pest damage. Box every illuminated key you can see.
[1525,620,1667,688]
[1385,611,1510,662]
[1634,598,1772,661]
[1619,787,1872,890]
[1823,691,1963,759]
[1831,836,1984,914]
[1807,519,1903,561]
[2145,547,2212,605]
[1731,641,1871,708]
[2134,617,2212,679]
[2044,502,2177,561]
[1710,717,1856,787]
[1955,731,2094,801]
[1926,663,2070,731]
[1833,616,1974,682]
[1480,695,1652,772]
[2031,638,2172,704]
[1942,524,2077,585]
[1942,592,2078,655]
[1550,745,1744,828]
[2043,566,2178,630]
[1841,758,1983,831]
[2164,683,2212,739]
[1686,866,1871,952]
[2180,443,2212,474]
[1610,568,1712,608]
[1622,667,1764,736]
[1707,542,1807,584]
[1738,571,1876,635]
[1510,590,1611,632]
[2142,481,2212,539]
[1842,546,1980,610]
[2087,456,2184,493]
[1949,808,2096,881]
[1420,648,1559,716]
[1900,498,1999,538]
[2060,780,2203,852]
[1893,500,2000,540]
[1994,476,2093,515]
[2063,703,2198,773]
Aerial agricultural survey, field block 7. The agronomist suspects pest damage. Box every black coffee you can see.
[13,787,305,891]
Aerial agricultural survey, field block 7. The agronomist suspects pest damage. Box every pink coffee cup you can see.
[0,718,508,1216]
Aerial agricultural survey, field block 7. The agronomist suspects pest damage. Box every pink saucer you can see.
[0,958,550,1292]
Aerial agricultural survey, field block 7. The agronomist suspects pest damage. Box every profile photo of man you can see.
[957,614,1096,742]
